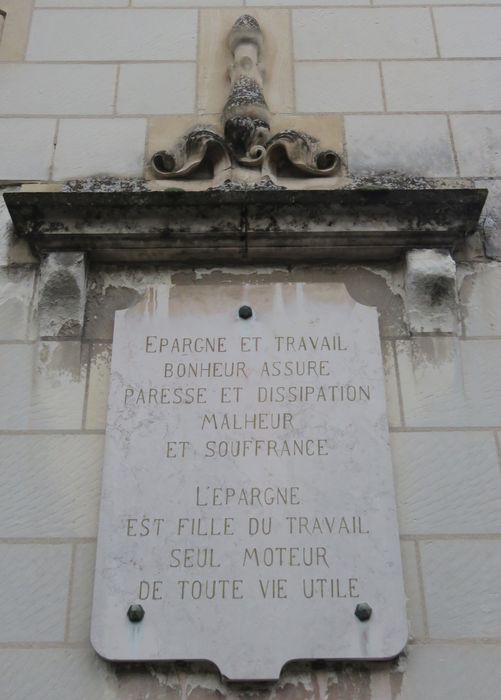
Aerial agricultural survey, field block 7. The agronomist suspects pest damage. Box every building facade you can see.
[1,1,501,698]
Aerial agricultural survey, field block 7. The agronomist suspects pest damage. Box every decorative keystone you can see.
[127,604,145,623]
[354,603,372,622]
[151,15,339,180]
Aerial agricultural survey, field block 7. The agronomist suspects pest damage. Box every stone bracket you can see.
[3,184,487,266]
[405,249,458,333]
[38,251,87,339]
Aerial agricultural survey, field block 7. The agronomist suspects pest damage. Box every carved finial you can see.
[150,15,340,181]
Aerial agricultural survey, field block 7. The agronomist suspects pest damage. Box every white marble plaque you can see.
[91,283,407,681]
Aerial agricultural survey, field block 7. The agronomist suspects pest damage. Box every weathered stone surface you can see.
[434,7,501,58]
[85,343,112,429]
[0,1,33,62]
[391,431,501,534]
[459,263,501,336]
[69,543,97,643]
[0,647,120,700]
[383,60,501,112]
[0,434,103,538]
[30,341,87,430]
[382,341,402,428]
[396,337,501,427]
[420,540,501,638]
[117,63,196,116]
[400,541,426,640]
[296,62,383,113]
[27,9,197,61]
[84,268,170,341]
[404,250,457,333]
[198,8,293,115]
[290,265,407,338]
[0,64,116,115]
[53,119,148,180]
[38,252,87,338]
[0,266,36,340]
[392,644,501,700]
[345,115,456,177]
[451,115,501,177]
[0,343,34,430]
[0,119,57,181]
[293,8,436,59]
[4,186,487,264]
[0,186,37,266]
[0,544,72,642]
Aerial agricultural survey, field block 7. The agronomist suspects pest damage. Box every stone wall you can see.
[1,2,501,699]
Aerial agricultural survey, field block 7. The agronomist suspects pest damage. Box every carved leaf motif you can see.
[151,128,231,179]
[266,131,340,177]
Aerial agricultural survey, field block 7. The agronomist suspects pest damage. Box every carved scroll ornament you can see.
[151,15,340,180]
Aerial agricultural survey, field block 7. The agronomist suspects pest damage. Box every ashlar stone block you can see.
[293,8,436,60]
[0,1,33,62]
[0,119,56,181]
[0,544,71,643]
[0,434,103,538]
[434,7,501,58]
[0,343,34,430]
[0,266,36,340]
[405,249,457,333]
[460,262,501,336]
[68,543,97,643]
[85,343,111,430]
[451,115,501,177]
[393,644,501,700]
[53,119,147,180]
[391,431,501,534]
[400,540,426,640]
[420,540,501,639]
[29,341,87,430]
[396,337,501,427]
[117,63,196,116]
[345,115,456,177]
[0,647,120,700]
[27,9,197,61]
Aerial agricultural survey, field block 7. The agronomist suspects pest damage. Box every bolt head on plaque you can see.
[354,603,372,622]
[238,305,253,319]
[127,604,145,623]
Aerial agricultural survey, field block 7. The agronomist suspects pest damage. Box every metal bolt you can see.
[238,305,253,320]
[127,604,145,623]
[354,603,372,622]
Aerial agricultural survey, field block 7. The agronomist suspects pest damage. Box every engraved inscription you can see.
[91,284,407,681]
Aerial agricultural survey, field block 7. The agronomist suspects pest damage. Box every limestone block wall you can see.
[1,2,501,699]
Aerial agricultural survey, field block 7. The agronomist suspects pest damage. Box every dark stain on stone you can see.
[425,277,454,306]
[84,284,143,341]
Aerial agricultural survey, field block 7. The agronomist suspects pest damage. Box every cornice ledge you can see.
[4,178,487,265]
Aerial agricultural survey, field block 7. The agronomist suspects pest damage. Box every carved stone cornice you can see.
[151,15,340,181]
[4,181,487,264]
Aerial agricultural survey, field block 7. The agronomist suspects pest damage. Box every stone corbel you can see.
[151,15,340,181]
[38,252,88,338]
[404,249,458,333]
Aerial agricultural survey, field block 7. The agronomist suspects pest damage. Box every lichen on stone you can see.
[233,14,261,32]
[62,177,149,193]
